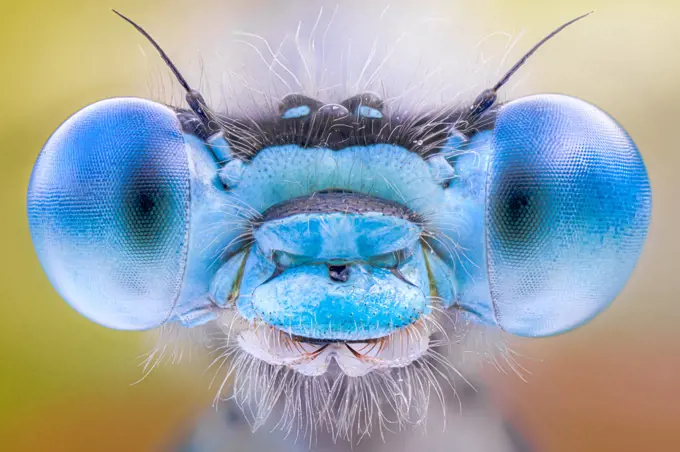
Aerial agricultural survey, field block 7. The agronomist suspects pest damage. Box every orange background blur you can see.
[1,0,678,450]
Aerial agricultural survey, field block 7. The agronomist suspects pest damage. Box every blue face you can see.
[27,92,651,356]
[25,13,652,436]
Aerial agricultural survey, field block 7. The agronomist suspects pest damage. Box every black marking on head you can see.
[255,190,424,226]
[279,94,324,117]
[341,92,384,118]
[175,97,496,162]
[288,333,386,345]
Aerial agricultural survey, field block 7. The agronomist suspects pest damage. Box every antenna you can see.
[112,10,217,132]
[468,11,594,118]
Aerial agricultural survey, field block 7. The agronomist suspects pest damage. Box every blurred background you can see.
[1,0,678,450]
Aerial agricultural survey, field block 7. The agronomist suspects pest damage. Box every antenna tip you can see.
[112,9,131,22]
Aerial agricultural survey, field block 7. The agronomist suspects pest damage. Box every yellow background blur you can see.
[1,0,679,451]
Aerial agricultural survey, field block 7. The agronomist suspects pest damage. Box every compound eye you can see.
[28,98,191,330]
[487,94,651,337]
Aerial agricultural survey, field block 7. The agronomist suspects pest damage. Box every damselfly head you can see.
[26,8,650,441]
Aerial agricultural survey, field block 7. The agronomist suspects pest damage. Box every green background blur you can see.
[1,0,678,450]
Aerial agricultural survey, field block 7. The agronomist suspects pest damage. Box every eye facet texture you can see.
[487,94,651,337]
[27,98,191,330]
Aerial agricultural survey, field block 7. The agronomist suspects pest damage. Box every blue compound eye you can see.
[486,94,651,337]
[27,98,193,330]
